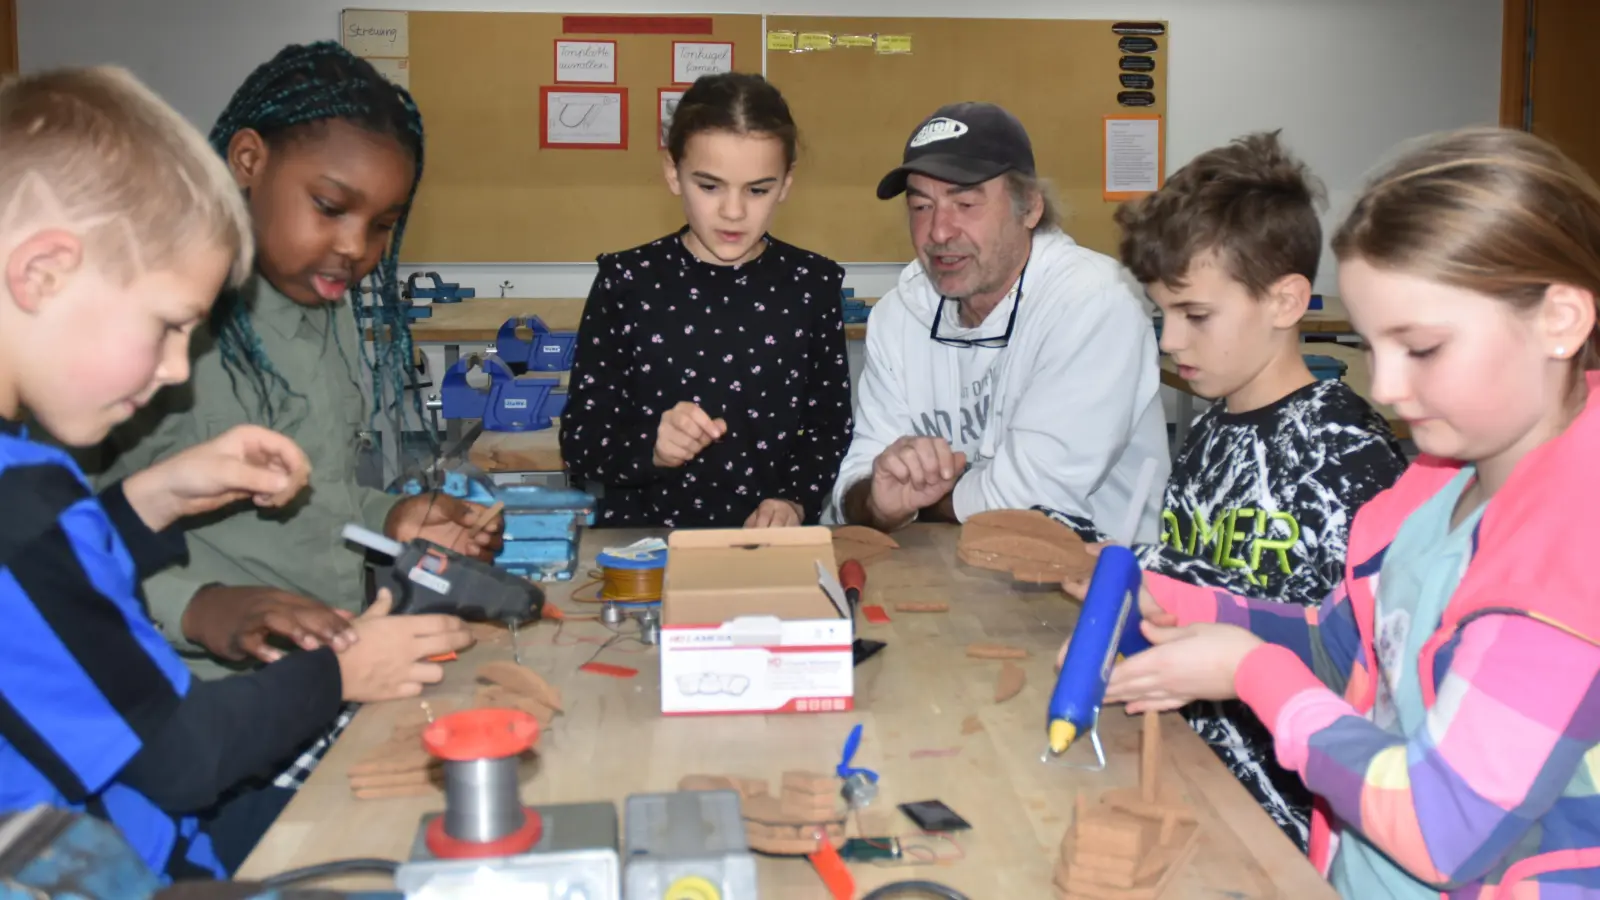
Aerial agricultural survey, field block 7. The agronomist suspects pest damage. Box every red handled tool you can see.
[838,560,887,666]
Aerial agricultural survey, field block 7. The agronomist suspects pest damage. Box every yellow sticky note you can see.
[836,34,877,49]
[876,34,913,54]
[766,31,797,52]
[798,32,834,51]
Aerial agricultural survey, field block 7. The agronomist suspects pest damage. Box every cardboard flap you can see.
[664,526,839,625]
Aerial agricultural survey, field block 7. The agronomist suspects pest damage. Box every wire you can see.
[569,566,665,603]
[259,857,400,888]
[858,881,973,900]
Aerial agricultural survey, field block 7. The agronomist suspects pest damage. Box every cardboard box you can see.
[660,527,853,716]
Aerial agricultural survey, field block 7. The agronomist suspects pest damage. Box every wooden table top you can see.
[406,297,877,344]
[1300,296,1353,335]
[405,295,1343,346]
[1161,343,1410,441]
[239,525,1334,898]
[469,425,564,474]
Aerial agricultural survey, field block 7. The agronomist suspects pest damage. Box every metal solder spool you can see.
[422,708,543,859]
[442,753,524,842]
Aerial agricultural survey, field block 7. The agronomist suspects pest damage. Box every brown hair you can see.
[665,72,798,169]
[1115,130,1324,295]
[1333,127,1600,369]
[1003,170,1066,233]
[0,66,252,286]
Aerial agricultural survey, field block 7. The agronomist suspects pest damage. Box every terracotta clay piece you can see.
[893,602,949,613]
[832,525,900,565]
[475,684,556,726]
[957,509,1096,584]
[743,821,848,856]
[780,770,839,796]
[679,772,847,856]
[477,661,564,712]
[966,642,1029,660]
[994,661,1026,703]
[1053,712,1199,900]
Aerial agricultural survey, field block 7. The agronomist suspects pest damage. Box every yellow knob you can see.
[666,875,721,900]
[1049,719,1077,754]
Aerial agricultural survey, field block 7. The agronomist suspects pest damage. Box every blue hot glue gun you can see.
[1046,545,1149,762]
[1044,458,1160,768]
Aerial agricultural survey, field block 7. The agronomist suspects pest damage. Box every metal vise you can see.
[492,315,578,374]
[438,355,567,433]
[400,470,596,582]
[404,272,475,304]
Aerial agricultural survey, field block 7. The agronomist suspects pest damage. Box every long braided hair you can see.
[208,41,429,443]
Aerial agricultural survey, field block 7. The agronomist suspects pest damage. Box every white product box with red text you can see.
[659,527,853,716]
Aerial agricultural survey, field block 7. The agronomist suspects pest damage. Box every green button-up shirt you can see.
[95,276,398,678]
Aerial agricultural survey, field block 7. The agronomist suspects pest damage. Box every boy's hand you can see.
[868,436,967,528]
[653,402,727,468]
[337,590,474,703]
[123,425,311,531]
[744,498,802,528]
[182,585,355,663]
[1103,621,1262,713]
[385,494,503,562]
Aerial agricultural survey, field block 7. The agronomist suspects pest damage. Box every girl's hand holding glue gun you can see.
[1103,621,1262,715]
[1055,548,1263,717]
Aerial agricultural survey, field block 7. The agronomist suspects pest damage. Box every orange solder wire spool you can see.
[422,708,542,859]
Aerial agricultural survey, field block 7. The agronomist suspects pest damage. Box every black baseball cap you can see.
[876,102,1036,200]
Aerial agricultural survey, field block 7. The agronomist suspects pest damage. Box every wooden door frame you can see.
[1501,0,1531,128]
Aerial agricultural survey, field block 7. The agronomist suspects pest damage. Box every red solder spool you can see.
[422,708,542,859]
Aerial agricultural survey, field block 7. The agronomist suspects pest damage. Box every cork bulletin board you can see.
[343,10,1166,263]
[764,16,1168,262]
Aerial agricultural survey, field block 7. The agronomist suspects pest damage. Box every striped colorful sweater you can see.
[1147,372,1600,898]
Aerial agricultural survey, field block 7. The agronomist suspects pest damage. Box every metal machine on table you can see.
[438,355,568,434]
[840,288,870,325]
[404,272,476,305]
[434,315,579,434]
[490,315,578,375]
[0,712,759,900]
[397,469,594,583]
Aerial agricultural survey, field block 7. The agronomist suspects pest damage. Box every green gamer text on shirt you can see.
[1161,506,1300,587]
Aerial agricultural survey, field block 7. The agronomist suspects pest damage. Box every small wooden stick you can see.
[348,748,434,777]
[966,642,1029,660]
[1140,710,1161,804]
[352,783,439,801]
[893,602,949,613]
[348,769,438,790]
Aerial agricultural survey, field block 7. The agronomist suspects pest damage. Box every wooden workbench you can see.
[407,296,878,344]
[409,295,1342,347]
[469,425,564,474]
[239,526,1334,899]
[1300,296,1353,335]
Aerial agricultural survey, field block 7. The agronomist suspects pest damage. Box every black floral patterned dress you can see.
[560,229,853,528]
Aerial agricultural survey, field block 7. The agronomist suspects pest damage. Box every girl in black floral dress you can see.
[560,73,852,529]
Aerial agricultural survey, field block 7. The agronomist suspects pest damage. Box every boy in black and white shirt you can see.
[1044,132,1406,851]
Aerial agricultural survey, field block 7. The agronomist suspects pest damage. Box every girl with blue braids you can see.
[92,42,500,870]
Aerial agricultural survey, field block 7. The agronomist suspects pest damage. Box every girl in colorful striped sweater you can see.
[1106,128,1600,898]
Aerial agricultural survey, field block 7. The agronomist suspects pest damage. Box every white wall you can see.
[20,0,1503,300]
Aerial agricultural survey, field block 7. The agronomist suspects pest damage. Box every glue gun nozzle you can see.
[1049,719,1076,755]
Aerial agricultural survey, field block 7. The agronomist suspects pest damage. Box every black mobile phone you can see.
[898,799,972,833]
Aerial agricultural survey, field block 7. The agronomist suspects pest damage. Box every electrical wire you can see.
[258,857,400,888]
[569,566,665,603]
